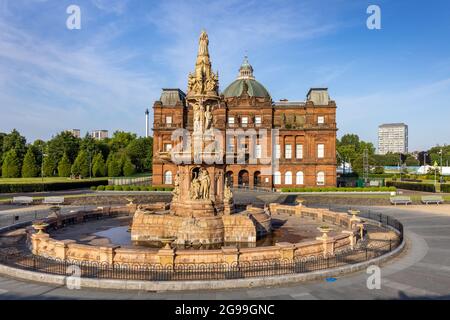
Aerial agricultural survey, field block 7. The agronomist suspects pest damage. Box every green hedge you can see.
[281,187,396,193]
[441,184,450,193]
[0,179,108,193]
[386,181,436,193]
[96,185,174,192]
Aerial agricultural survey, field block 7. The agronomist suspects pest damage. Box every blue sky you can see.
[0,0,449,151]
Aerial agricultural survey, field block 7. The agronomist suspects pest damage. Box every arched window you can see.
[273,171,281,185]
[316,171,325,186]
[164,171,173,184]
[296,171,304,185]
[285,171,292,185]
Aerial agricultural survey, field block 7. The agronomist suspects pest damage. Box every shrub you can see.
[114,185,123,191]
[105,185,114,191]
[280,186,396,193]
[131,186,140,191]
[386,181,436,193]
[0,179,108,193]
[96,185,105,191]
[122,185,131,191]
[90,186,97,191]
[441,184,450,193]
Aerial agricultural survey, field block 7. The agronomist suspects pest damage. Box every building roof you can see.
[273,100,306,107]
[222,56,271,99]
[160,88,186,106]
[379,123,408,128]
[306,88,330,105]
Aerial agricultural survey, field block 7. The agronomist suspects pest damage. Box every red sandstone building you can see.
[152,46,337,190]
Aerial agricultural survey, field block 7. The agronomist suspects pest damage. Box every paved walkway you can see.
[0,205,449,299]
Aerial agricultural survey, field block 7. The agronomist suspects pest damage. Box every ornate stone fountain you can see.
[131,31,272,247]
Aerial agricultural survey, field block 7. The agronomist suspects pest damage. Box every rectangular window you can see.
[275,144,281,159]
[317,116,324,124]
[227,137,235,152]
[166,116,172,125]
[285,144,292,159]
[255,144,262,159]
[317,144,325,158]
[241,116,248,127]
[164,143,172,152]
[255,116,262,125]
[228,117,235,125]
[296,144,303,159]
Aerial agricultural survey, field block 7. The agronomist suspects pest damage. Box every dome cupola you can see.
[222,56,270,99]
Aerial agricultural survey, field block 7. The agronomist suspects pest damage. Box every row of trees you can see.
[337,134,429,176]
[0,129,153,179]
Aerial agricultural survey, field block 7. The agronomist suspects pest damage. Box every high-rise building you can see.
[68,129,80,138]
[91,130,109,140]
[378,123,408,154]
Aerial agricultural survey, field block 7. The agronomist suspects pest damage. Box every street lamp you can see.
[440,149,443,183]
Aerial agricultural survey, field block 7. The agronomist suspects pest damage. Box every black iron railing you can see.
[0,238,402,282]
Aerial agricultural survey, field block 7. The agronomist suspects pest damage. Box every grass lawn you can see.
[0,177,107,184]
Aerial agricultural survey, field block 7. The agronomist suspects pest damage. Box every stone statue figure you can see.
[189,172,201,200]
[204,105,213,130]
[224,177,233,203]
[198,30,209,56]
[198,168,210,200]
[188,73,196,93]
[205,72,218,93]
[172,172,180,199]
[192,102,202,133]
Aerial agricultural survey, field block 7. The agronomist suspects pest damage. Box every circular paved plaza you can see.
[0,203,449,300]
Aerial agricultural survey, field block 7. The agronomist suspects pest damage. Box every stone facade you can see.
[152,33,337,189]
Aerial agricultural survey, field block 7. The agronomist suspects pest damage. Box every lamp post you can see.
[440,149,443,183]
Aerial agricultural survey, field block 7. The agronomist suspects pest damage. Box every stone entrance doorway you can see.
[238,170,249,187]
[225,171,234,186]
[254,171,261,187]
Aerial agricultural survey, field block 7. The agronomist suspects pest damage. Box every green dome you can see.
[222,56,271,99]
[222,78,271,98]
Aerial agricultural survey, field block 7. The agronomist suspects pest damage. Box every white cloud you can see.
[0,19,160,141]
[146,0,341,89]
[92,0,128,15]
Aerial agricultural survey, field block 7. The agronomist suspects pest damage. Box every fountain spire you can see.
[187,30,218,96]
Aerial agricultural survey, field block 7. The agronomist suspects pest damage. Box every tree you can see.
[108,131,137,153]
[45,131,80,175]
[405,155,420,166]
[58,153,72,177]
[107,153,121,177]
[92,153,106,177]
[126,137,152,172]
[42,156,55,177]
[2,150,21,178]
[2,129,27,173]
[0,132,6,175]
[71,150,89,178]
[122,157,135,177]
[22,148,39,177]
